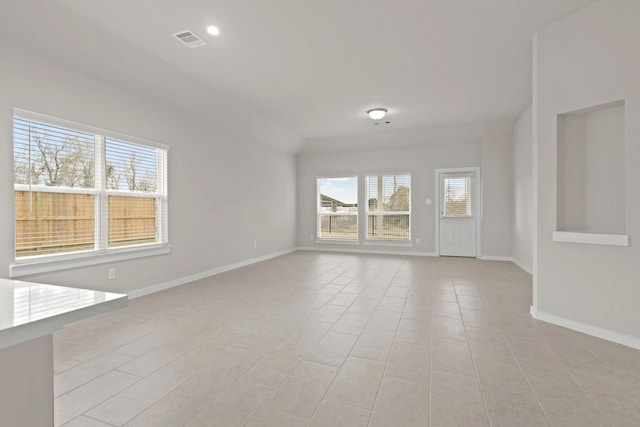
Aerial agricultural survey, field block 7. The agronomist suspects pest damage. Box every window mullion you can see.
[156,149,168,243]
[95,135,108,250]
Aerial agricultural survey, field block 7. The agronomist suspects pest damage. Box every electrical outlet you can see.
[254,241,258,248]
[310,234,314,240]
[416,237,421,244]
[107,268,116,280]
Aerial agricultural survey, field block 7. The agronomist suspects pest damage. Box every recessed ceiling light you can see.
[367,108,387,120]
[206,25,220,36]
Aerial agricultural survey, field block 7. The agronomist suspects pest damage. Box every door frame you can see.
[434,167,482,257]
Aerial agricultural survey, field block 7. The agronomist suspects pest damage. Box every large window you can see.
[317,177,358,240]
[13,111,168,268]
[366,174,411,241]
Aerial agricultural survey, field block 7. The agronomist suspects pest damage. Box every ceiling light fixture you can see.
[367,108,387,120]
[206,25,220,36]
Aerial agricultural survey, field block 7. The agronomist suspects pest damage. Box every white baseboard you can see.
[511,257,533,275]
[478,255,512,262]
[297,246,437,257]
[530,305,640,350]
[128,247,297,299]
[478,255,532,275]
[299,247,533,275]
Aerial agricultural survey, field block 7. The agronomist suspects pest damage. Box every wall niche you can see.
[555,100,627,245]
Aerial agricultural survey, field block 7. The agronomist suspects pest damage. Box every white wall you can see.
[0,336,53,426]
[534,0,640,345]
[296,124,514,258]
[512,106,533,273]
[481,132,513,259]
[557,113,588,231]
[0,40,297,294]
[584,104,626,233]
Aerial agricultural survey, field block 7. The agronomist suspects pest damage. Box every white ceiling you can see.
[2,0,598,151]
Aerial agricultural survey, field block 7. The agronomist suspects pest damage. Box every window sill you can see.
[552,231,629,247]
[316,239,360,245]
[10,244,171,277]
[363,240,414,247]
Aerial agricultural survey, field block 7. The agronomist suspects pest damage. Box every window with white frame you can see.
[366,174,411,241]
[13,111,168,265]
[317,177,358,240]
[442,176,471,217]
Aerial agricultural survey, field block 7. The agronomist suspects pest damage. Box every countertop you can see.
[0,278,127,350]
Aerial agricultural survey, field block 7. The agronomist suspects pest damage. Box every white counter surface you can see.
[0,278,127,350]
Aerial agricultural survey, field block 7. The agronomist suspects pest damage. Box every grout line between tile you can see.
[366,261,412,427]
[453,277,493,427]
[428,278,434,427]
[546,344,614,427]
[470,282,553,427]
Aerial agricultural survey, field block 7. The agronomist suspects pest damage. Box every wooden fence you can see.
[108,195,157,248]
[15,191,156,256]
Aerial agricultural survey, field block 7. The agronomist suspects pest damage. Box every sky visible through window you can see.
[319,175,411,205]
[319,177,358,204]
[13,117,95,188]
[367,175,410,196]
[105,138,157,192]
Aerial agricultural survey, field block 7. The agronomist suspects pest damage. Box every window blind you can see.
[13,117,95,188]
[366,174,411,241]
[105,138,166,248]
[14,117,96,257]
[317,177,358,240]
[105,138,158,192]
[443,176,472,217]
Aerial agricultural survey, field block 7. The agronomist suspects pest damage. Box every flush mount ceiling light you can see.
[367,108,387,120]
[206,25,220,36]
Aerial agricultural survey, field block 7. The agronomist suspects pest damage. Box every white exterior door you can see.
[438,170,478,257]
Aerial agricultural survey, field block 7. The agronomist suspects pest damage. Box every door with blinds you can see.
[438,170,478,257]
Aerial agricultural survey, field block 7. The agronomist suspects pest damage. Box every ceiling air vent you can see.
[173,30,207,48]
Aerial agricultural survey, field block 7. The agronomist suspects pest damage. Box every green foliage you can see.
[386,185,410,211]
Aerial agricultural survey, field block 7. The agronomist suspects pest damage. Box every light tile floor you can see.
[54,252,640,426]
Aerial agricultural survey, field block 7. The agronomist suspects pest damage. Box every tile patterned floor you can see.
[53,252,640,426]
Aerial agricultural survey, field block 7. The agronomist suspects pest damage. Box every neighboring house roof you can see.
[320,194,357,207]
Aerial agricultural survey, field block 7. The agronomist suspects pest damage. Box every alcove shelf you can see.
[556,99,627,245]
